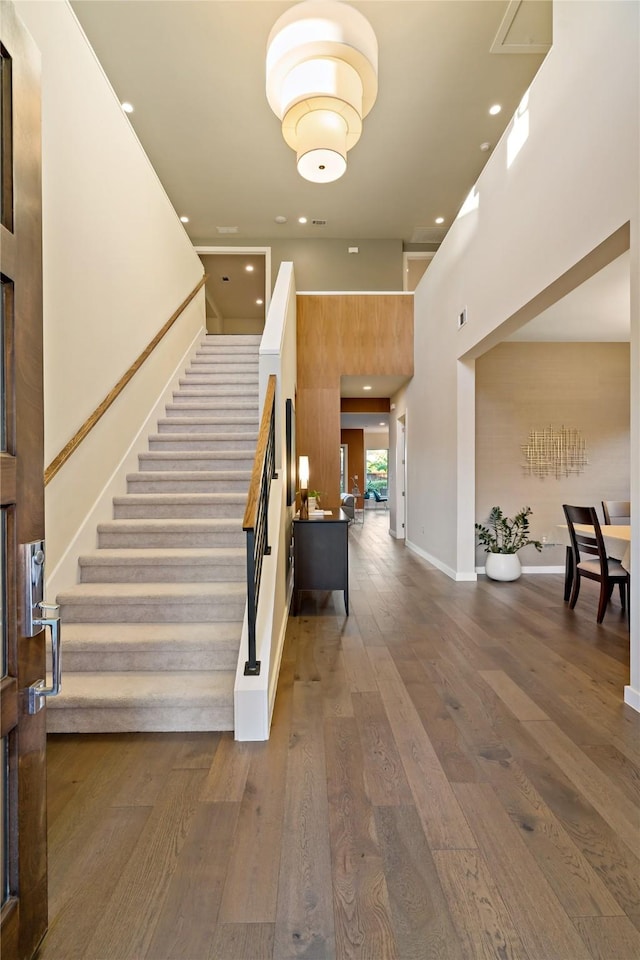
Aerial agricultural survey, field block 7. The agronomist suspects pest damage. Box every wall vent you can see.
[311,219,327,226]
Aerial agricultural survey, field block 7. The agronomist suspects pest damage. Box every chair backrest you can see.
[563,504,607,574]
[341,494,355,520]
[601,500,631,525]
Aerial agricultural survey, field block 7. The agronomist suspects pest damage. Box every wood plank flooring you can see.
[38,512,640,960]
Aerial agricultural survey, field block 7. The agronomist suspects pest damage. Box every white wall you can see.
[407,1,639,701]
[16,1,205,582]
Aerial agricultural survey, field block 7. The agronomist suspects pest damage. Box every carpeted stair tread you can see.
[147,433,258,450]
[58,581,246,602]
[61,620,242,649]
[48,670,235,707]
[126,473,251,494]
[112,492,247,519]
[174,385,258,396]
[46,672,236,731]
[202,334,261,344]
[155,417,258,437]
[181,372,258,382]
[97,518,243,533]
[79,547,245,582]
[80,547,244,569]
[55,622,241,672]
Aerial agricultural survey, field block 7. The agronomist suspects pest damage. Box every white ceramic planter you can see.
[485,552,522,581]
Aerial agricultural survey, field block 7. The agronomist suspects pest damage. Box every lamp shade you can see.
[298,455,310,489]
[266,1,378,182]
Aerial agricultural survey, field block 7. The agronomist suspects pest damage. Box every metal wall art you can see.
[522,425,588,479]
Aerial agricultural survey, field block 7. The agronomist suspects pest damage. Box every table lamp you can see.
[298,455,309,519]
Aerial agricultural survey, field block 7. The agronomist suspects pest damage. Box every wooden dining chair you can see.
[563,505,628,623]
[601,500,631,525]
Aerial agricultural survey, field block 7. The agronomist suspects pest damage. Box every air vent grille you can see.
[312,219,327,226]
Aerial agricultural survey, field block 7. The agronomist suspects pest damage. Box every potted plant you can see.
[475,506,542,581]
[308,490,322,512]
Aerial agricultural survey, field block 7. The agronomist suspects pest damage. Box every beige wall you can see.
[16,0,205,582]
[408,1,638,582]
[476,342,630,567]
[193,238,404,292]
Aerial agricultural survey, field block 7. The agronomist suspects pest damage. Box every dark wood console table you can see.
[293,509,349,614]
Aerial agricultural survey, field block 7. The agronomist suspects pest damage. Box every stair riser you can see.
[165,404,258,417]
[59,648,238,672]
[195,347,259,355]
[127,477,250,493]
[114,503,246,519]
[47,706,234,733]
[60,598,245,623]
[139,456,255,472]
[157,420,257,434]
[175,384,258,394]
[98,531,244,548]
[80,562,245,583]
[186,364,258,374]
[178,371,258,393]
[148,437,257,451]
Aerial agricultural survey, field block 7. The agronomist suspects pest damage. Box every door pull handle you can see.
[27,602,62,715]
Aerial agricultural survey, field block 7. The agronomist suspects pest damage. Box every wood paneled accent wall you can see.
[341,429,364,495]
[297,294,413,505]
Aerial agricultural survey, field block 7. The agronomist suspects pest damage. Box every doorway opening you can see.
[195,246,271,336]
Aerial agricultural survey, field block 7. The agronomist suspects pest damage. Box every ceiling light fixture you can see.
[121,101,134,114]
[298,216,308,224]
[489,104,502,115]
[435,216,444,224]
[180,216,189,223]
[245,264,254,272]
[266,1,378,183]
[363,385,372,391]
[256,299,264,305]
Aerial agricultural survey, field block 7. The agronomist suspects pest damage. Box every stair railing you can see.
[242,374,277,676]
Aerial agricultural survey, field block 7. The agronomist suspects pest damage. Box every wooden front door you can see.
[0,4,48,959]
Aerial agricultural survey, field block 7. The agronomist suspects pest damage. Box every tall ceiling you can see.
[70,0,551,246]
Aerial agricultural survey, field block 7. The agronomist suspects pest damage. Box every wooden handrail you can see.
[44,275,207,485]
[243,374,277,531]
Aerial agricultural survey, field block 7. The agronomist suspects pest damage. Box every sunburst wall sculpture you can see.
[522,425,588,479]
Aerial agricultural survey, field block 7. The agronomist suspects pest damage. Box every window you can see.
[366,448,388,497]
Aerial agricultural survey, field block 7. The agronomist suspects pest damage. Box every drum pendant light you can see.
[266,1,378,183]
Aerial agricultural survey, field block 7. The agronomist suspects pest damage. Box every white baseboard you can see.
[624,685,640,714]
[475,565,566,575]
[406,539,477,582]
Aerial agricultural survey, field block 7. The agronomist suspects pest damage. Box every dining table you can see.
[558,523,631,601]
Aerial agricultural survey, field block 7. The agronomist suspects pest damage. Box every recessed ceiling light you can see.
[480,142,491,152]
[489,104,502,115]
[256,299,264,305]
[274,215,287,224]
[379,422,385,426]
[363,385,372,391]
[298,216,308,224]
[245,264,254,272]
[121,102,134,114]
[435,216,444,224]
[180,216,189,223]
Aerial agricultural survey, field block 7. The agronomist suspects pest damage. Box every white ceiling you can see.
[70,0,550,245]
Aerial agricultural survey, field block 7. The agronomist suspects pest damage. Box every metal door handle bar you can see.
[27,603,62,715]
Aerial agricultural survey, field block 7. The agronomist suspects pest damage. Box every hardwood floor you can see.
[38,512,639,960]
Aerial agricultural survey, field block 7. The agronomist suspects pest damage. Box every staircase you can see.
[47,335,260,733]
